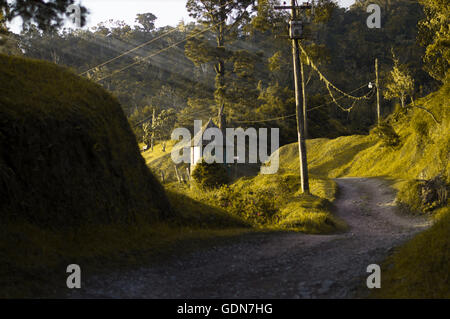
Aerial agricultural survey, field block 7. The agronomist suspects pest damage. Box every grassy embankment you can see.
[143,136,346,234]
[0,54,251,298]
[264,81,449,298]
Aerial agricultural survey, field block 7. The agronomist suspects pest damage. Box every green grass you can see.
[143,129,346,234]
[269,79,448,184]
[372,206,450,298]
[0,53,172,226]
[141,140,190,183]
[140,140,178,163]
[164,168,346,234]
[232,172,346,233]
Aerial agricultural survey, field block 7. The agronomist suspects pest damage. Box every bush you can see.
[390,103,408,123]
[419,175,448,212]
[213,185,278,225]
[370,121,401,147]
[413,120,429,138]
[397,180,423,213]
[191,159,229,189]
[397,175,449,213]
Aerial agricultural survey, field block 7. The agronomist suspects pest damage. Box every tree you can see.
[418,0,449,82]
[135,13,157,32]
[384,53,440,124]
[0,0,87,32]
[154,108,177,152]
[384,57,414,109]
[142,121,152,150]
[185,0,256,113]
[142,108,177,152]
[0,9,20,54]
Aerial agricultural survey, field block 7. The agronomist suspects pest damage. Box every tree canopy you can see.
[5,0,446,146]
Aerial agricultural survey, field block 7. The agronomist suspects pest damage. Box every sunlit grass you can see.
[372,206,450,298]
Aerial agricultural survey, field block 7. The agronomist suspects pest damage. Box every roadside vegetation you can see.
[258,79,449,298]
[166,173,344,234]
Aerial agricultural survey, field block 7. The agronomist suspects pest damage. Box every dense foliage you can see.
[0,0,442,147]
[191,160,229,189]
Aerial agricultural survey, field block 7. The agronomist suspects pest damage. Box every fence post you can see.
[174,165,182,183]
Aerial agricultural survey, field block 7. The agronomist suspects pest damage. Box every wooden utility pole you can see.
[275,0,310,194]
[300,59,308,139]
[375,58,381,125]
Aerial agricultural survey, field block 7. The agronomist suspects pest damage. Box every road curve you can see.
[70,178,430,298]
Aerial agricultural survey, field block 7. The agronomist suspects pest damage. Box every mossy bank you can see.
[0,54,248,297]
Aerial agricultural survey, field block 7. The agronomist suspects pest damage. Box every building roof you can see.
[190,118,234,147]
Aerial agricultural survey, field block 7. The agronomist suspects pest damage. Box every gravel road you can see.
[69,178,430,299]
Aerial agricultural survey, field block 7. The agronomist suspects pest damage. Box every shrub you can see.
[191,159,229,189]
[390,103,408,123]
[419,175,448,212]
[397,180,423,213]
[213,185,278,225]
[397,175,449,213]
[370,121,401,147]
[413,120,429,139]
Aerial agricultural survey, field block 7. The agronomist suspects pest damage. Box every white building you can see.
[189,118,234,173]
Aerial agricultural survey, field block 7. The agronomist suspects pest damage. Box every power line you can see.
[94,19,226,82]
[233,80,375,124]
[79,26,181,76]
[132,80,374,128]
[234,114,297,124]
[308,81,375,112]
[131,108,214,129]
[81,0,235,79]
[298,42,374,102]
[307,81,375,112]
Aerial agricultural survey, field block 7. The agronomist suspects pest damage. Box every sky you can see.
[8,0,357,32]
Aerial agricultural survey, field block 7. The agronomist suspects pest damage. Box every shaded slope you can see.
[0,54,172,227]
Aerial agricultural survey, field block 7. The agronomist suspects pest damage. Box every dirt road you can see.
[70,178,430,298]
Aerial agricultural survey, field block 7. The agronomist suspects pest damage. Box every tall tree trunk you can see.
[214,1,226,113]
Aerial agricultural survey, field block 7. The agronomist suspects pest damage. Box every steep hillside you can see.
[274,81,449,182]
[0,54,172,227]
